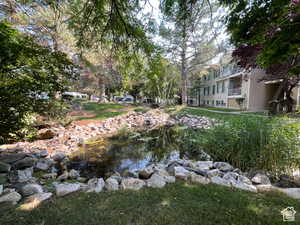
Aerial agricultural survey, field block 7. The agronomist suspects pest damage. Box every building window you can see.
[207,100,209,105]
[222,81,225,93]
[207,87,210,95]
[212,100,214,106]
[217,82,219,93]
[212,85,215,95]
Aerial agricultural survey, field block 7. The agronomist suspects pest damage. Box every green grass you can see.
[198,106,242,112]
[77,103,129,120]
[1,182,299,225]
[76,103,150,121]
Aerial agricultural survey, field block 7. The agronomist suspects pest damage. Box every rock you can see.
[207,169,222,178]
[251,173,271,185]
[138,165,154,179]
[52,153,66,161]
[232,181,257,193]
[0,184,3,195]
[36,150,48,158]
[237,175,252,185]
[69,169,80,179]
[0,161,11,172]
[189,173,210,184]
[166,162,181,175]
[87,178,105,193]
[35,160,50,171]
[0,191,22,204]
[256,184,278,192]
[0,153,26,164]
[223,172,239,184]
[37,129,56,140]
[55,183,81,197]
[21,184,43,196]
[211,176,231,187]
[174,166,191,180]
[57,171,69,181]
[25,192,52,203]
[213,162,233,172]
[13,157,37,169]
[121,178,145,190]
[42,173,57,179]
[9,167,33,183]
[277,188,300,200]
[105,178,119,191]
[194,161,213,171]
[146,174,166,188]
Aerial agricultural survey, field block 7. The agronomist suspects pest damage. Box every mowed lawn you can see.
[74,102,149,121]
[1,182,299,225]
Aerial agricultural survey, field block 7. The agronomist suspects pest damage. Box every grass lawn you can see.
[197,106,242,112]
[1,182,299,225]
[74,102,149,121]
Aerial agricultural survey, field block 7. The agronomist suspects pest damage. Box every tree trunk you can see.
[180,19,188,105]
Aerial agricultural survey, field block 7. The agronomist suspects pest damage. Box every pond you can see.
[67,125,196,178]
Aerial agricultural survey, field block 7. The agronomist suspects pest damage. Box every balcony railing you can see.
[228,88,242,96]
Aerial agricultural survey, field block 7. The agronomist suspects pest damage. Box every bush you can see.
[0,22,77,143]
[180,117,300,176]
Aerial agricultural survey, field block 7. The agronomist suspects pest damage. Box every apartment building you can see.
[188,65,300,111]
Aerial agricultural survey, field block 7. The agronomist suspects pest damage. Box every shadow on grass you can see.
[1,182,299,225]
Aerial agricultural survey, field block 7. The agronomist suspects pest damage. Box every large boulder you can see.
[57,171,69,181]
[189,173,210,184]
[174,166,191,180]
[0,161,11,173]
[194,161,213,171]
[146,174,166,188]
[21,184,43,196]
[0,174,7,185]
[35,160,50,171]
[277,188,300,200]
[52,153,66,162]
[251,173,271,185]
[232,181,257,193]
[13,157,37,169]
[207,169,222,178]
[213,162,233,172]
[105,178,119,191]
[0,184,3,195]
[87,178,105,193]
[55,183,81,197]
[0,153,26,164]
[211,176,231,187]
[138,165,154,179]
[121,178,145,190]
[9,167,33,183]
[0,191,22,204]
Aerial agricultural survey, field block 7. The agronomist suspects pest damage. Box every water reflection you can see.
[69,125,187,178]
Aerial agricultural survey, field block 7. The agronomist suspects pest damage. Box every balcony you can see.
[228,88,242,96]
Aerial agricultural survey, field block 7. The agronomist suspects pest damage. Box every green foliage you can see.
[181,116,300,176]
[0,21,77,143]
[221,0,300,77]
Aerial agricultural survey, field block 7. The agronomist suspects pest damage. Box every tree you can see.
[220,0,300,112]
[160,0,223,104]
[0,22,77,143]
